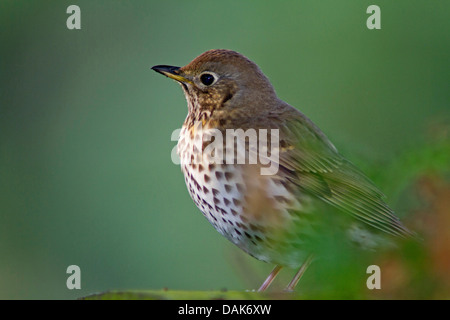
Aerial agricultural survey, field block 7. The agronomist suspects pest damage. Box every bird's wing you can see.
[276,112,413,238]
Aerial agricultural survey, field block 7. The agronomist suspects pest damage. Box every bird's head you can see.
[152,49,278,117]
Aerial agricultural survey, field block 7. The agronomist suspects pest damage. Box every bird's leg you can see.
[284,254,314,292]
[257,265,283,292]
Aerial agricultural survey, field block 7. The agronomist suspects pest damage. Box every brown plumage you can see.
[152,49,414,291]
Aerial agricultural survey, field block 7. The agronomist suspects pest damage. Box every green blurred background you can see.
[1,1,449,299]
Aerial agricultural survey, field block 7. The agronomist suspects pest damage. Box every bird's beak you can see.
[151,65,191,84]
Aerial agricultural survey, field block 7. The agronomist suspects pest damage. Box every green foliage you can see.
[81,289,297,300]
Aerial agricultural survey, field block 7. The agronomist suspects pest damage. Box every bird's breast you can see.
[176,123,315,267]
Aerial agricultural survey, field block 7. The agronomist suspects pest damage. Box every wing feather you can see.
[275,110,413,238]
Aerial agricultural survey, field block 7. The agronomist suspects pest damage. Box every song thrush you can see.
[152,49,413,292]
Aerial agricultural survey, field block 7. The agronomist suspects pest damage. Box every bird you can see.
[151,49,414,292]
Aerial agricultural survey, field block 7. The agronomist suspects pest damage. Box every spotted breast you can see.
[176,121,315,268]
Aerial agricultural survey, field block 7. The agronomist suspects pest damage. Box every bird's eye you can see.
[200,73,215,86]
